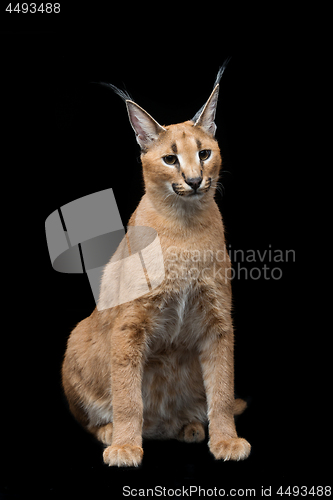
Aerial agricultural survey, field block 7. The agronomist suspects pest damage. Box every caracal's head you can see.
[106,62,230,211]
[138,119,221,206]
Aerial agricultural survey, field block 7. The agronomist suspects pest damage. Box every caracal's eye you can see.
[198,149,211,161]
[163,155,178,165]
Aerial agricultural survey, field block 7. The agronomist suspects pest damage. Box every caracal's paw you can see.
[103,444,143,467]
[209,437,251,461]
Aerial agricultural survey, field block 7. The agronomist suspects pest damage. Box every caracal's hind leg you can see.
[88,423,114,446]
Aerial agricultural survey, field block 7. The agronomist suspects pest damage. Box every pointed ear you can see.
[193,84,220,136]
[125,100,166,150]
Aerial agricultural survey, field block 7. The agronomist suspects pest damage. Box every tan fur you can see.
[62,85,250,467]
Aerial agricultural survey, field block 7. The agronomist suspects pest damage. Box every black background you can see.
[1,8,324,499]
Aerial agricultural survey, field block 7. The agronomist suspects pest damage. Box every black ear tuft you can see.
[95,82,134,102]
[213,57,232,88]
[191,58,231,124]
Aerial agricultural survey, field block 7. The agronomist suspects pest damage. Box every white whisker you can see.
[211,177,225,197]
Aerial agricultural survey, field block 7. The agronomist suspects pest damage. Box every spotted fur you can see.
[62,64,250,467]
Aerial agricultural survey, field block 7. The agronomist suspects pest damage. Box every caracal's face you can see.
[141,121,221,203]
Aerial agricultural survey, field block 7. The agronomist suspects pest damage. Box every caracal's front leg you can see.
[103,309,147,467]
[200,312,251,461]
